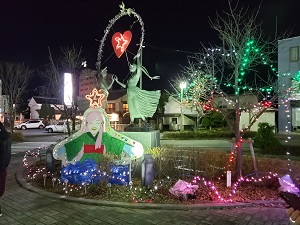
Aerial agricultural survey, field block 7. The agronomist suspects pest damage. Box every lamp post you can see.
[180,82,186,132]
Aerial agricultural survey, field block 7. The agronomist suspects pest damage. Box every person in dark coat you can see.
[0,121,11,216]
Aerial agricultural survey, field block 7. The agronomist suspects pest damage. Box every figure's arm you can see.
[123,142,143,159]
[141,66,160,80]
[67,146,84,164]
[102,132,143,159]
[113,75,126,88]
[134,53,160,80]
[106,77,115,90]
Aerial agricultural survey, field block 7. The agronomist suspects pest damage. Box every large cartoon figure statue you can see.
[52,89,144,185]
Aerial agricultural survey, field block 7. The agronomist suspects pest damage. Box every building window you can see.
[122,103,128,112]
[107,103,115,114]
[172,118,177,124]
[290,46,299,62]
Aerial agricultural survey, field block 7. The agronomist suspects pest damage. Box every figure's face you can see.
[87,114,103,136]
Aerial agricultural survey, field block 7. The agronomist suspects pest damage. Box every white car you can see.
[45,120,81,133]
[14,120,45,130]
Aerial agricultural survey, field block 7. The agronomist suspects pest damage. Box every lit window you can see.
[107,103,115,114]
[122,103,128,112]
[290,46,299,62]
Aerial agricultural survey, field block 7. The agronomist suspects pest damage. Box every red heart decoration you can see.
[111,30,132,58]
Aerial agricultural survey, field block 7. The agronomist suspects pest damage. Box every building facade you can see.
[78,69,98,97]
[278,37,300,133]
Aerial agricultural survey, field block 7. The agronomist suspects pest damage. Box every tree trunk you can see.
[234,68,242,180]
[9,103,14,134]
[235,98,242,179]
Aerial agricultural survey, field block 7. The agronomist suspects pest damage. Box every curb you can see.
[15,168,285,210]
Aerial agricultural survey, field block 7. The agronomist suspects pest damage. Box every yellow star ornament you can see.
[85,88,108,108]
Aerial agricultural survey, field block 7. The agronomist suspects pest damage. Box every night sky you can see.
[1,0,300,92]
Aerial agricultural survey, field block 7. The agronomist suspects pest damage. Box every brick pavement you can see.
[0,153,292,225]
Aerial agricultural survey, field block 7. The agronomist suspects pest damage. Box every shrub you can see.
[200,112,227,129]
[162,130,257,140]
[201,117,211,129]
[253,122,283,155]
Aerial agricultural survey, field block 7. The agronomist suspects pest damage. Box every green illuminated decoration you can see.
[293,71,300,82]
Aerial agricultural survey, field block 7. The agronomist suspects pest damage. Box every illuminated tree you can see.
[172,1,283,179]
[0,62,34,132]
[169,54,218,125]
[209,1,281,178]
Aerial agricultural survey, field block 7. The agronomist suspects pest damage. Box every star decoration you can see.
[85,88,108,108]
[115,34,129,53]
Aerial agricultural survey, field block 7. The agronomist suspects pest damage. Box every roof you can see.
[107,89,127,101]
[29,96,63,105]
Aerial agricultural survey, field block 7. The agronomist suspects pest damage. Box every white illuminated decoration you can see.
[64,73,73,107]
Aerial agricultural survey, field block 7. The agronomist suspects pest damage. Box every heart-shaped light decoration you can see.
[111,30,132,58]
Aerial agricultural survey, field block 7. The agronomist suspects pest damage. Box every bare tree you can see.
[40,45,84,134]
[209,0,280,178]
[0,62,34,132]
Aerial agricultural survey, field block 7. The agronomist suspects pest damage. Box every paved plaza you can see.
[0,141,293,225]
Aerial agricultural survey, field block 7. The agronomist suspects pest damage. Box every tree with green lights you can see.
[209,1,281,179]
[171,1,282,179]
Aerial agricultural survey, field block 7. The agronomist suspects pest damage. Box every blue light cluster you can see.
[61,159,130,186]
[109,163,130,186]
[61,159,103,184]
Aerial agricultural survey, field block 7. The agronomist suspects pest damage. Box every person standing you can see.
[0,121,11,216]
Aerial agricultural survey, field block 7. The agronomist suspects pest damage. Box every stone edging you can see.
[15,168,284,210]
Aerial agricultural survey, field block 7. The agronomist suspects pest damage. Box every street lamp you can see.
[180,82,186,132]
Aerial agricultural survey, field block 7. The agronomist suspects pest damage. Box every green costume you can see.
[65,132,126,163]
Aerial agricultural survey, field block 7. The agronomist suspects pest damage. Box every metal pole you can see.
[248,139,258,174]
[180,87,184,132]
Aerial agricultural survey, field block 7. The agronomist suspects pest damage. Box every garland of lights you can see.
[176,40,298,181]
[24,147,288,203]
[181,41,279,97]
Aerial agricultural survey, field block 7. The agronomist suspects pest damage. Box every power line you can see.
[144,43,197,55]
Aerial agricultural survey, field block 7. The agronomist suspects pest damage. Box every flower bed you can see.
[24,147,300,204]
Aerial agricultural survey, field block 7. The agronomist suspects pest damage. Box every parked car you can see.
[14,120,45,130]
[45,120,81,133]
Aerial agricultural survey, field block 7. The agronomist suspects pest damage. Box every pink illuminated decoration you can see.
[85,88,108,108]
[111,30,132,58]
